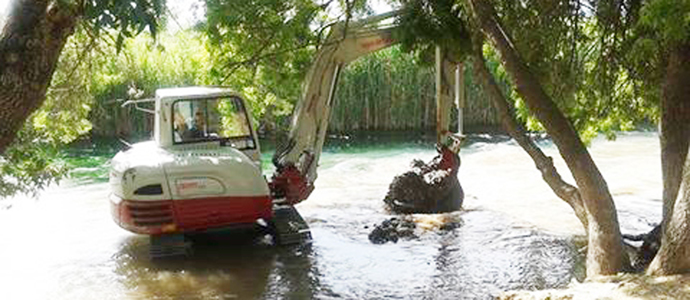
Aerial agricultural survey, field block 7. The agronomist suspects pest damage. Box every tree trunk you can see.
[469,0,624,276]
[0,1,77,153]
[648,156,690,275]
[659,43,690,232]
[648,43,690,275]
[472,51,588,230]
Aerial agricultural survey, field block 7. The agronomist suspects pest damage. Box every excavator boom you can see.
[270,11,463,205]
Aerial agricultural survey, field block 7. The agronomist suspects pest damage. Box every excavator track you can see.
[271,205,312,246]
[147,206,310,258]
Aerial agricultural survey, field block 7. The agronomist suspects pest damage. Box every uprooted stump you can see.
[383,154,464,214]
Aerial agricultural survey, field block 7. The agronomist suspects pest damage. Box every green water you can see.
[63,131,443,184]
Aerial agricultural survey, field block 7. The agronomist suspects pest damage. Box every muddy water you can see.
[0,132,661,299]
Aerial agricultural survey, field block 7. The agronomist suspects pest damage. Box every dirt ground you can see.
[498,274,690,300]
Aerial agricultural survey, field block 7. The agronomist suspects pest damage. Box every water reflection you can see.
[113,229,320,299]
[412,210,584,299]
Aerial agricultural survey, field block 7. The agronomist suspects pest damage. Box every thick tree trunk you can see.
[648,156,690,275]
[659,43,690,231]
[472,51,588,230]
[0,0,77,153]
[648,43,690,275]
[469,0,624,276]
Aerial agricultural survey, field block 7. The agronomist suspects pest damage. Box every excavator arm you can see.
[270,11,463,205]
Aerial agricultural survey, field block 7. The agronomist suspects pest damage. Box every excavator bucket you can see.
[382,48,465,214]
[382,140,464,214]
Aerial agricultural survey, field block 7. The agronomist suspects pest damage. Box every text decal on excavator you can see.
[175,177,224,197]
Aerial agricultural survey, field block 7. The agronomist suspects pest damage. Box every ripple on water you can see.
[305,209,584,300]
[0,132,663,300]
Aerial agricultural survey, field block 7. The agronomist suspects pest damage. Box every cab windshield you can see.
[172,96,255,149]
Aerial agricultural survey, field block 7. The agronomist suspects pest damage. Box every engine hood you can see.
[110,141,269,201]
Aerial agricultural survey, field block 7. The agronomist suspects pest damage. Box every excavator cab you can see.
[171,95,257,153]
[157,88,261,163]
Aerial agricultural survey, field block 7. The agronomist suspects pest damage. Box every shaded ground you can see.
[498,274,690,300]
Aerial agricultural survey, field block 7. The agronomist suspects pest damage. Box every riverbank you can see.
[498,274,690,300]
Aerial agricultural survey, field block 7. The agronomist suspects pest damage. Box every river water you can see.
[0,132,661,299]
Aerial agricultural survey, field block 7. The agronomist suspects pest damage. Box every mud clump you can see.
[368,217,417,244]
[383,155,464,214]
[368,215,463,244]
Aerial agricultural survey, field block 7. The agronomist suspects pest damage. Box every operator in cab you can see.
[185,111,206,140]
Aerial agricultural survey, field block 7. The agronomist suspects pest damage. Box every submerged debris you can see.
[383,154,464,214]
[368,215,463,244]
[368,217,417,244]
[623,224,662,272]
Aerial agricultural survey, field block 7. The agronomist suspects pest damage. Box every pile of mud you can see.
[383,154,463,214]
[368,152,464,244]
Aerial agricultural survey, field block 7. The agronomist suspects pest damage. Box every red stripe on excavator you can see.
[111,196,272,235]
